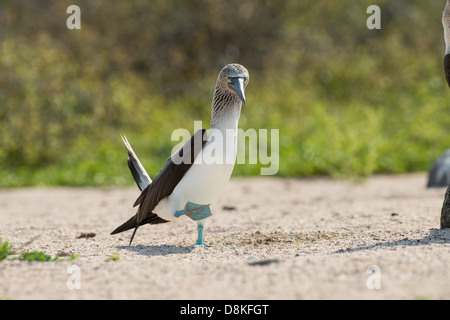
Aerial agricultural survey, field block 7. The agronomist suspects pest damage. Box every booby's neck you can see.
[210,87,242,131]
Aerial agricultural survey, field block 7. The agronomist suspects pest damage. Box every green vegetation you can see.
[17,251,78,262]
[0,238,77,262]
[18,251,59,262]
[414,294,434,300]
[0,0,448,187]
[105,252,121,262]
[0,238,12,261]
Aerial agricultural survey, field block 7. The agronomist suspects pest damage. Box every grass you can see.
[0,1,448,187]
[17,251,78,262]
[105,252,121,262]
[18,251,59,262]
[0,238,12,261]
[2,80,448,187]
[415,294,434,300]
[0,238,78,262]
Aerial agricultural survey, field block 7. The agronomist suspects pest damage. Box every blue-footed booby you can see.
[111,64,249,246]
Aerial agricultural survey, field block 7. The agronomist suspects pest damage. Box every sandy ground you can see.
[0,173,449,300]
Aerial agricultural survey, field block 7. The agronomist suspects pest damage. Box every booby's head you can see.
[211,64,249,128]
[216,63,249,105]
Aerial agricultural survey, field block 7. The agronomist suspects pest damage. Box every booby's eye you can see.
[227,78,232,84]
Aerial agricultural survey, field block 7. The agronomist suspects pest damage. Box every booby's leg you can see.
[195,223,210,247]
[174,202,212,246]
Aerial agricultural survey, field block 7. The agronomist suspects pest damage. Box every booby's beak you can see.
[229,77,246,105]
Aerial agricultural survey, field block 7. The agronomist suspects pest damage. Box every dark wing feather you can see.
[445,54,450,88]
[110,129,207,244]
[127,157,145,191]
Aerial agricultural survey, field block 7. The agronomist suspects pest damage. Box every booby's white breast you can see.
[153,118,239,222]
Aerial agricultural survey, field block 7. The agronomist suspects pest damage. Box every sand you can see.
[0,173,449,300]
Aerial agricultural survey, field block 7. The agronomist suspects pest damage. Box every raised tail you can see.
[121,135,152,191]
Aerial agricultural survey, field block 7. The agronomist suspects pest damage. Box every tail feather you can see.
[121,135,152,191]
[111,135,168,245]
[110,213,167,235]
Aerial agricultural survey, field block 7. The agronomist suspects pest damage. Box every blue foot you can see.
[175,201,212,221]
[194,224,210,247]
[195,242,211,247]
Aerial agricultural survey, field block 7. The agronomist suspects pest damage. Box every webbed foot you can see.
[174,201,212,221]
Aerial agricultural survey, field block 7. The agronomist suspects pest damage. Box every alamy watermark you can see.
[171,121,279,176]
[366,265,381,290]
[66,5,81,30]
[67,4,381,31]
[66,265,81,290]
[366,5,381,30]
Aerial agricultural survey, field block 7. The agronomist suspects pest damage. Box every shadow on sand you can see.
[117,244,195,256]
[333,228,450,254]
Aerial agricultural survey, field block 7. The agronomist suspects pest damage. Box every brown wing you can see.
[445,54,450,88]
[110,129,207,244]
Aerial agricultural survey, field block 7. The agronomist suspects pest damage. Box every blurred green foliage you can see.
[0,0,449,187]
[0,238,12,260]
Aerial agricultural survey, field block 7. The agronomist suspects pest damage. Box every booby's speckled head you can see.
[217,63,249,105]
